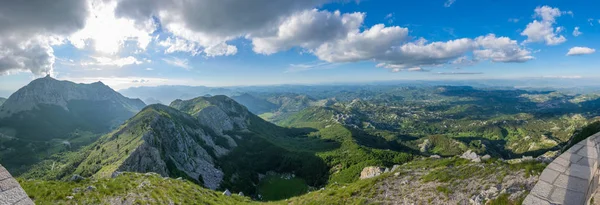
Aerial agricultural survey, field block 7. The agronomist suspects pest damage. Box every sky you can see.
[1,0,599,97]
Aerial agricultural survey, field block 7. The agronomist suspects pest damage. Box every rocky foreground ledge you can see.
[524,132,600,205]
[0,164,33,205]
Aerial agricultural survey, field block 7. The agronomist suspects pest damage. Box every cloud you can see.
[69,0,155,54]
[314,24,410,63]
[158,37,202,56]
[444,0,456,7]
[250,8,534,72]
[473,34,534,63]
[542,75,582,79]
[204,43,238,57]
[436,72,483,75]
[566,47,595,56]
[521,6,567,45]
[131,79,149,83]
[163,57,191,69]
[81,56,143,67]
[286,62,339,73]
[508,18,520,23]
[0,0,88,76]
[251,10,364,55]
[572,27,582,37]
[145,68,154,71]
[114,0,328,56]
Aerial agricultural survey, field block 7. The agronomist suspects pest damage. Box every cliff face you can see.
[74,96,256,190]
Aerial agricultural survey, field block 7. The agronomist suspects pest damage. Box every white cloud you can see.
[69,0,155,54]
[444,0,456,7]
[572,27,582,37]
[61,76,178,90]
[521,6,567,45]
[286,62,338,73]
[314,24,409,63]
[251,10,364,55]
[542,75,582,79]
[163,57,192,69]
[81,56,143,67]
[158,37,202,56]
[473,34,534,62]
[204,43,238,57]
[566,47,595,56]
[508,18,520,23]
[114,0,328,57]
[0,0,88,76]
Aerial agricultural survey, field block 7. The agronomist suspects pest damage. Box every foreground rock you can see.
[360,166,385,179]
[460,150,481,162]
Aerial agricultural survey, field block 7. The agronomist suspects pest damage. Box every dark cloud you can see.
[0,0,89,75]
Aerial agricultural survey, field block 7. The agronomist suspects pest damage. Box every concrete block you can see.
[539,168,560,184]
[547,162,568,173]
[549,186,585,205]
[553,174,588,193]
[522,195,551,205]
[0,178,19,192]
[566,163,595,180]
[0,186,29,205]
[529,181,553,198]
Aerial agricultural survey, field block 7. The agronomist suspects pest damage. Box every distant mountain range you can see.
[0,97,6,106]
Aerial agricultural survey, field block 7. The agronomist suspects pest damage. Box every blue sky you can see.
[0,0,599,97]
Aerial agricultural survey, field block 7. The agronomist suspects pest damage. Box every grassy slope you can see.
[20,172,253,205]
[275,106,414,184]
[21,158,544,204]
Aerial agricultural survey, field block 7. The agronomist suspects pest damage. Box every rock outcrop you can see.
[460,150,481,162]
[360,166,385,179]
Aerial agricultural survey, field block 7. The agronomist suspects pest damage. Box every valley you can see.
[2,78,600,204]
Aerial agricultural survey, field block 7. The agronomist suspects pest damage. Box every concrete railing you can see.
[524,132,600,205]
[0,164,34,205]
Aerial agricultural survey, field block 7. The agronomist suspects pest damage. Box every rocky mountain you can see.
[0,97,6,106]
[28,95,330,197]
[0,76,146,140]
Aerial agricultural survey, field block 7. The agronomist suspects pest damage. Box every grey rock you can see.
[238,192,244,196]
[360,166,385,179]
[111,171,122,178]
[86,186,96,191]
[481,154,491,160]
[223,189,231,196]
[429,155,441,159]
[70,174,84,182]
[460,150,481,163]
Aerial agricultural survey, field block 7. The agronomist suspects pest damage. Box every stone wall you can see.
[0,165,33,205]
[523,133,600,205]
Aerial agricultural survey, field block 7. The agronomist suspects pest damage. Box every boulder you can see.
[391,165,401,172]
[238,192,244,196]
[481,154,491,161]
[223,189,231,196]
[86,185,96,191]
[70,174,84,182]
[360,166,385,179]
[460,150,481,163]
[430,155,441,159]
[111,171,122,178]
